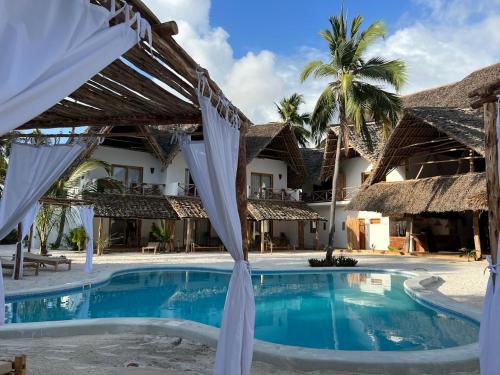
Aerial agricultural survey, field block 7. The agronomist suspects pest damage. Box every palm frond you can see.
[300,60,325,82]
[353,20,387,61]
[356,57,407,91]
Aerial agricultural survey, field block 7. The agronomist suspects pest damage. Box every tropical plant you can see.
[300,8,406,262]
[150,222,172,251]
[35,205,62,255]
[96,235,109,256]
[47,159,119,249]
[308,255,358,267]
[459,248,477,262]
[275,93,311,147]
[69,226,87,252]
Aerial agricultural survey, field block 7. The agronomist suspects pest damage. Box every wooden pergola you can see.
[12,0,252,261]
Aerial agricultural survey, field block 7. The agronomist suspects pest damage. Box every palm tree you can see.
[300,9,406,261]
[275,93,311,147]
[47,159,115,249]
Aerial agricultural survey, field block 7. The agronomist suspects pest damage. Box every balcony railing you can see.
[302,186,360,203]
[103,183,166,196]
[178,183,199,197]
[249,188,300,201]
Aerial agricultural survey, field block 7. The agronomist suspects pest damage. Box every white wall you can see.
[386,166,406,182]
[340,157,371,190]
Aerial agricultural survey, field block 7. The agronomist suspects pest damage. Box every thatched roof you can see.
[248,199,325,221]
[403,62,500,109]
[246,123,306,188]
[347,172,487,215]
[167,195,208,219]
[21,0,250,131]
[301,148,324,185]
[86,193,178,219]
[320,122,384,181]
[368,107,484,184]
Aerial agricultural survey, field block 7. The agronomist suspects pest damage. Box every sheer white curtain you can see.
[179,76,255,375]
[480,99,500,375]
[78,206,95,273]
[14,202,41,279]
[0,142,85,325]
[0,0,151,135]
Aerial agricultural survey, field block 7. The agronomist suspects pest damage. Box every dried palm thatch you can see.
[368,107,484,184]
[320,122,384,181]
[301,148,324,185]
[403,62,500,109]
[248,199,325,221]
[347,172,487,215]
[167,195,208,219]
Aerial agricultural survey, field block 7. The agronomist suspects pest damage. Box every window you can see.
[342,221,346,231]
[370,218,381,225]
[310,221,317,233]
[112,165,143,189]
[250,173,273,198]
[361,172,371,183]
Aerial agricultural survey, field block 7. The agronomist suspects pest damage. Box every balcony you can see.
[249,188,300,201]
[100,182,166,196]
[302,186,360,203]
[177,183,199,197]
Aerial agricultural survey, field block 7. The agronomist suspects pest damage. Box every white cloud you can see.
[143,0,500,124]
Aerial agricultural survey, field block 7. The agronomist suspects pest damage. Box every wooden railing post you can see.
[14,222,22,280]
[236,122,249,261]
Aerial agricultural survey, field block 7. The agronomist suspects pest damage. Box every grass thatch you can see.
[347,172,487,215]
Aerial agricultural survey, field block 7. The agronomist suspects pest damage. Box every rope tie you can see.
[485,255,500,275]
[236,259,252,275]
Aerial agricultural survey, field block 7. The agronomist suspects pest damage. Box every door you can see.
[109,219,140,247]
[358,219,366,249]
[250,173,273,198]
[112,165,143,191]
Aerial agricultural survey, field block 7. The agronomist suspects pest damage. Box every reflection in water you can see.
[5,271,478,351]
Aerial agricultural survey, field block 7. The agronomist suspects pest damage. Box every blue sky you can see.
[145,0,500,123]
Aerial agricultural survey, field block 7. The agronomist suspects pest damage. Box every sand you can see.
[0,246,487,374]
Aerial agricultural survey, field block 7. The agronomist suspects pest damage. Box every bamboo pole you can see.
[260,221,265,254]
[236,123,249,261]
[97,217,104,256]
[484,102,500,284]
[27,225,33,253]
[315,219,320,250]
[14,223,22,280]
[472,211,482,260]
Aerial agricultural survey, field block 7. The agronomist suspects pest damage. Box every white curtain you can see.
[179,77,255,375]
[0,142,85,325]
[0,0,151,136]
[480,99,500,375]
[78,206,95,273]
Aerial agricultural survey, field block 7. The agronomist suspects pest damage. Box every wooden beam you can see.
[153,21,179,38]
[139,125,170,166]
[27,225,33,254]
[237,123,249,260]
[298,221,305,249]
[97,217,104,256]
[315,219,320,250]
[260,221,265,253]
[484,102,500,282]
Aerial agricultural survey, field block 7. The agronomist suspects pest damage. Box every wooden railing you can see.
[302,187,359,203]
[103,183,166,195]
[178,183,199,197]
[249,188,300,201]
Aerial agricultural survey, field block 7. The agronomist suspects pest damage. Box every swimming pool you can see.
[5,269,478,351]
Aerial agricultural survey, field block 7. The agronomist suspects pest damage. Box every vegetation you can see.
[275,93,311,147]
[309,255,358,267]
[96,235,109,256]
[150,222,172,251]
[459,248,478,262]
[300,8,406,262]
[69,226,87,252]
[35,205,62,255]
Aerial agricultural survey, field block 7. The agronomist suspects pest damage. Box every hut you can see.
[347,63,500,256]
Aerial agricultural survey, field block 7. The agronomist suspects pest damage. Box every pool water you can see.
[5,269,478,351]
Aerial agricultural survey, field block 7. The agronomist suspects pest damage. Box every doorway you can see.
[109,218,140,248]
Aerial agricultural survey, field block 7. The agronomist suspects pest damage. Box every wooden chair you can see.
[142,242,160,254]
[0,257,39,276]
[22,253,72,271]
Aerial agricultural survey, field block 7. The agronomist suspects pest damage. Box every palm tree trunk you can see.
[53,207,67,249]
[326,125,343,262]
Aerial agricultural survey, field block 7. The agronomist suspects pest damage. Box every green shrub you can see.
[309,256,358,267]
[0,229,18,244]
[69,227,86,251]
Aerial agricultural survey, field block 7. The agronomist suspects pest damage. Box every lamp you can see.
[278,174,282,180]
[150,167,155,174]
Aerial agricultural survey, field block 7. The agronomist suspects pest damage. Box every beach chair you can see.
[0,355,26,375]
[22,253,72,271]
[0,257,39,276]
[142,242,160,254]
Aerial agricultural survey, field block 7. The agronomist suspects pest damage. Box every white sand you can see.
[0,247,487,374]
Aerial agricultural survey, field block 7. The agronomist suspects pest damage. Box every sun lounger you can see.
[1,257,39,276]
[142,242,160,254]
[190,243,224,252]
[22,253,72,271]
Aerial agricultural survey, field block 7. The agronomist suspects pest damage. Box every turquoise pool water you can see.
[5,269,478,351]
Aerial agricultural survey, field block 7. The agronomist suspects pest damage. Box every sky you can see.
[144,0,500,124]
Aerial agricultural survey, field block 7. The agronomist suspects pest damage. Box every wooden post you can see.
[236,122,249,261]
[298,221,305,249]
[185,219,193,253]
[14,355,26,375]
[97,217,104,255]
[27,225,33,253]
[404,216,413,253]
[484,102,500,281]
[315,219,320,250]
[14,222,22,280]
[472,211,482,260]
[260,221,265,253]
